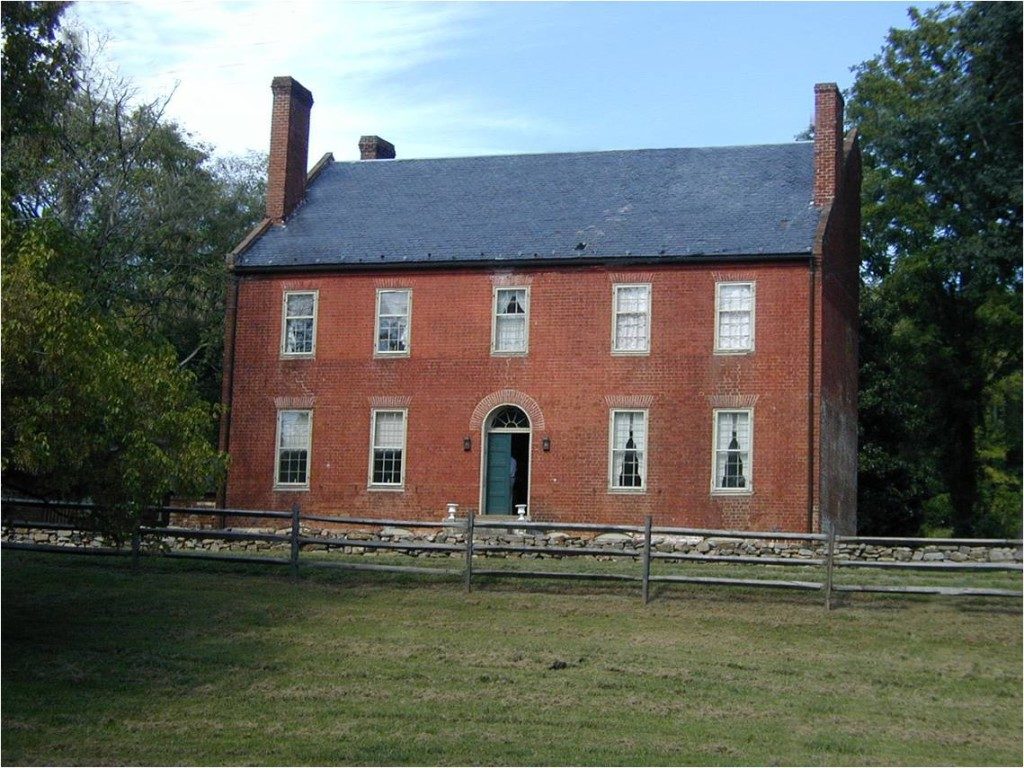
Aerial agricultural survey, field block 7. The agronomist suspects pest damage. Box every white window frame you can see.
[491,285,531,356]
[714,281,756,354]
[274,409,312,490]
[280,290,318,358]
[608,408,648,493]
[711,408,754,495]
[611,283,652,355]
[374,289,412,357]
[368,408,408,490]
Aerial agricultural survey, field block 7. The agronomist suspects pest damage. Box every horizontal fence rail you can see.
[2,498,1021,609]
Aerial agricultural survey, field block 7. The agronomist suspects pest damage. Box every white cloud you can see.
[68,0,559,161]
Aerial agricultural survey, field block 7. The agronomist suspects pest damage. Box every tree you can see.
[1,211,226,533]
[1,10,264,527]
[848,2,1022,535]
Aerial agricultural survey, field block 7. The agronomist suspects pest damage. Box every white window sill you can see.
[611,349,650,357]
[280,353,315,360]
[711,487,754,496]
[274,484,309,492]
[491,350,529,357]
[608,487,647,495]
[713,348,754,356]
[368,484,405,492]
[373,351,410,359]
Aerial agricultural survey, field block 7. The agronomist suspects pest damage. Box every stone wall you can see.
[4,525,1021,564]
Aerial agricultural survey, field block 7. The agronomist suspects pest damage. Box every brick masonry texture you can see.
[224,261,821,530]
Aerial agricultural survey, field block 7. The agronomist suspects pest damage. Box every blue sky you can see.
[70,1,934,163]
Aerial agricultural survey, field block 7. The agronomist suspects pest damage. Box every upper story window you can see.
[281,291,317,357]
[492,287,529,355]
[276,410,311,489]
[712,409,752,493]
[375,289,411,356]
[715,282,755,353]
[369,409,407,488]
[609,409,647,492]
[612,284,650,354]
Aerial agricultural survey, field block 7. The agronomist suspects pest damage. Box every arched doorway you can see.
[481,405,531,516]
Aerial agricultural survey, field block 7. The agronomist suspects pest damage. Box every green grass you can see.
[2,551,1021,766]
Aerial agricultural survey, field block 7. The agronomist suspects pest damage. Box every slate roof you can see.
[236,142,820,270]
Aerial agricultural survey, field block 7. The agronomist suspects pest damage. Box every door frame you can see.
[478,404,532,516]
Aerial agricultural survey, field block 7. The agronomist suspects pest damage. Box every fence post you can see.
[824,522,836,611]
[290,503,301,580]
[464,511,475,593]
[642,515,653,604]
[131,524,141,570]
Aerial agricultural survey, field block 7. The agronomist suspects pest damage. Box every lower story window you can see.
[713,409,752,492]
[276,410,311,488]
[370,409,406,487]
[609,409,647,491]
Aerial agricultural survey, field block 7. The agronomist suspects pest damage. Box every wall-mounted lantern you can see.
[542,436,551,452]
[463,436,472,452]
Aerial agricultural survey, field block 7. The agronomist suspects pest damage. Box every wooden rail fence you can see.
[2,498,1021,609]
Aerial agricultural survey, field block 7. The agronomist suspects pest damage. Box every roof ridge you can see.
[327,141,813,166]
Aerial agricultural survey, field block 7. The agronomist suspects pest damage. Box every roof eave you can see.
[233,250,815,275]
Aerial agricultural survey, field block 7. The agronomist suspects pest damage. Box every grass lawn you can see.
[2,551,1021,766]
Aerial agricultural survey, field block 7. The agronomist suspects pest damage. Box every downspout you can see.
[217,269,240,514]
[806,255,817,533]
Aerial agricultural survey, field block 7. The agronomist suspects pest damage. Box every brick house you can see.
[220,76,860,534]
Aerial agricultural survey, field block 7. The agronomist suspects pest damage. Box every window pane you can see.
[377,317,407,351]
[379,290,409,315]
[373,449,403,484]
[286,293,314,317]
[497,289,526,315]
[286,318,314,353]
[715,411,750,489]
[616,286,648,313]
[615,313,648,350]
[717,284,752,350]
[374,411,405,448]
[719,311,751,349]
[495,315,526,352]
[611,411,645,488]
[279,411,310,449]
[277,411,310,485]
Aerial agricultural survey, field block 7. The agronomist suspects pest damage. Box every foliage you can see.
[0,1,77,145]
[848,2,1022,535]
[1,10,263,527]
[1,215,227,534]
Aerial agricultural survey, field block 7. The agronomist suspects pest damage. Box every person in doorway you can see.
[509,454,517,506]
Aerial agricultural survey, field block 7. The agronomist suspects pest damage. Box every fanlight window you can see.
[489,406,530,430]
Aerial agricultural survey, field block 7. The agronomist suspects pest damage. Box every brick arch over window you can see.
[470,389,546,431]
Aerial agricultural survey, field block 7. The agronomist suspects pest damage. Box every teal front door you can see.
[485,433,512,515]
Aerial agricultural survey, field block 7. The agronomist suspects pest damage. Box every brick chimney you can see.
[813,82,844,207]
[267,76,313,223]
[359,135,396,160]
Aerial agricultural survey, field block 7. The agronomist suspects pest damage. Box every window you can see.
[713,409,752,492]
[369,409,406,488]
[281,291,317,356]
[715,282,755,353]
[492,287,529,354]
[276,410,311,488]
[612,284,650,353]
[375,289,410,355]
[609,410,647,491]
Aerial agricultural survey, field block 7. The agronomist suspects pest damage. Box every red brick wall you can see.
[817,136,862,535]
[225,261,818,530]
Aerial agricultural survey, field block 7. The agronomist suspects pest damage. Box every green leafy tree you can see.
[2,10,263,526]
[848,2,1022,535]
[2,212,227,533]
